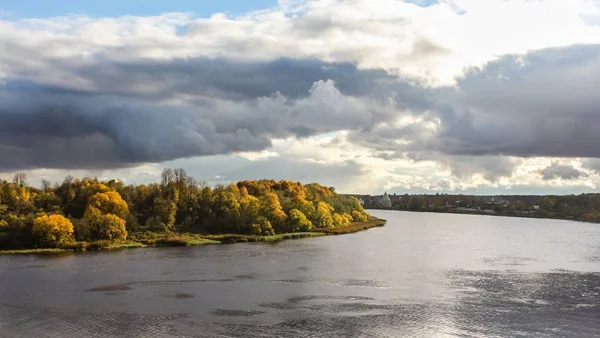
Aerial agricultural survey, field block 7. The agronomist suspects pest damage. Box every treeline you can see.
[0,169,370,249]
[360,192,600,223]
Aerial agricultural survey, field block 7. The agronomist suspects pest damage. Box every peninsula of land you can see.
[0,169,384,254]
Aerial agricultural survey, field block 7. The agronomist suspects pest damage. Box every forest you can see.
[0,169,375,251]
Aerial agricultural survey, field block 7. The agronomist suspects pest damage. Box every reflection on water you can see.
[1,210,600,337]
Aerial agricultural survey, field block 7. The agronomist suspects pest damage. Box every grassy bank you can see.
[204,232,327,244]
[314,217,386,234]
[0,218,386,255]
[0,248,72,255]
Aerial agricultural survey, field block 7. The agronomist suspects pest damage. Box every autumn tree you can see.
[238,187,261,233]
[83,191,129,240]
[316,201,334,228]
[251,216,275,236]
[289,209,313,232]
[83,207,128,240]
[260,192,287,233]
[88,191,129,219]
[32,214,74,247]
[352,210,369,222]
[151,197,177,230]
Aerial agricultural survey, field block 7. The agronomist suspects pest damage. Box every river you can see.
[1,210,599,337]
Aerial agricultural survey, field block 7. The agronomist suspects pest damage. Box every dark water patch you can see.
[288,295,376,304]
[104,292,127,296]
[482,255,539,266]
[86,284,133,292]
[259,295,377,311]
[130,278,236,286]
[212,309,265,317]
[165,292,195,300]
[551,268,574,273]
[235,273,258,280]
[338,279,386,288]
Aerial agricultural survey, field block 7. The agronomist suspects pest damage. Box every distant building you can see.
[379,192,392,208]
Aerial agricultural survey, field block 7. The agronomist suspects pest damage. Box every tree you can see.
[316,201,334,228]
[96,214,127,241]
[239,189,261,233]
[152,197,177,230]
[253,216,275,236]
[13,173,27,187]
[352,210,368,222]
[41,179,52,192]
[260,192,287,233]
[84,207,127,240]
[332,213,350,227]
[32,214,74,247]
[289,209,313,232]
[88,191,129,219]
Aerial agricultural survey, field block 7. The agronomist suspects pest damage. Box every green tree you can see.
[152,197,177,230]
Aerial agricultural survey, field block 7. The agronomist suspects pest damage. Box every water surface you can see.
[1,210,599,337]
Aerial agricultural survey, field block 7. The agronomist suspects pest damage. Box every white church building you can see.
[379,192,392,208]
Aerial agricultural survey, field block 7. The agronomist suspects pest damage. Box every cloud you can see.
[582,158,600,173]
[2,1,600,195]
[432,44,600,159]
[0,69,407,171]
[347,44,600,161]
[539,162,584,181]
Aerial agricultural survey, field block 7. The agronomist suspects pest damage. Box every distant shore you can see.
[0,218,386,255]
[368,207,595,224]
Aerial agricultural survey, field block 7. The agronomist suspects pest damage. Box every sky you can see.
[2,0,600,195]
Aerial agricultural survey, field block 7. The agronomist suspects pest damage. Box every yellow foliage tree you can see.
[289,209,313,232]
[32,214,74,247]
[88,191,129,219]
[84,207,128,240]
[260,192,287,232]
[332,213,350,227]
[352,210,369,222]
[316,201,334,228]
[97,214,128,240]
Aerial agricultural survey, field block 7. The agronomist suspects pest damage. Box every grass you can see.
[109,242,146,249]
[0,248,72,255]
[0,218,386,254]
[128,231,220,247]
[204,232,326,244]
[314,217,386,235]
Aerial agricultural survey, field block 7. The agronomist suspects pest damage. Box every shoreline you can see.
[368,208,597,224]
[0,218,386,255]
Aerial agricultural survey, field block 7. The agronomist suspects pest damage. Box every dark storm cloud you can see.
[3,42,600,173]
[348,44,600,160]
[432,44,600,158]
[0,90,271,170]
[0,57,431,171]
[20,56,432,107]
[540,162,584,181]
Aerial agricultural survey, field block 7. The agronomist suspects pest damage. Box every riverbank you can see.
[0,217,386,255]
[368,207,599,225]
